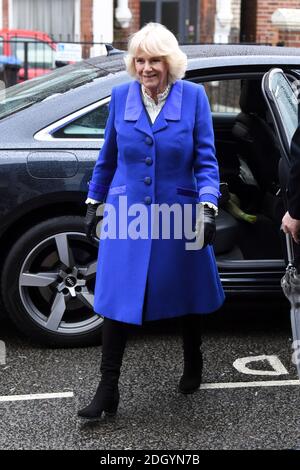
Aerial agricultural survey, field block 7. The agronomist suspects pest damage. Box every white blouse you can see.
[141,83,171,123]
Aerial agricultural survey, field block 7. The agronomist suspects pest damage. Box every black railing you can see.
[0,37,280,88]
[0,38,117,86]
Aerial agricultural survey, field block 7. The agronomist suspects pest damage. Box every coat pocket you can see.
[177,187,198,198]
[108,184,127,195]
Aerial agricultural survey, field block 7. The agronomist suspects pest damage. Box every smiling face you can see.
[134,50,169,95]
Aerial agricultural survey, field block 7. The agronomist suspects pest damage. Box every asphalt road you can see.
[0,298,300,450]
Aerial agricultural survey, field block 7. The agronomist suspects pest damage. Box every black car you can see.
[0,44,299,346]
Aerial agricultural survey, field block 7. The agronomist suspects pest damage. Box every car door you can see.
[262,67,300,377]
[262,68,299,265]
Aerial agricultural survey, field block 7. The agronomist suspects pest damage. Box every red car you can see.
[0,29,56,81]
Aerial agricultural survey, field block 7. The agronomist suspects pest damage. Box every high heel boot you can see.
[78,318,128,420]
[178,314,203,394]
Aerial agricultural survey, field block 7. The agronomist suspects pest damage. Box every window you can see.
[140,1,156,27]
[0,37,3,55]
[141,1,180,37]
[203,79,241,114]
[161,1,179,38]
[52,103,110,140]
[11,37,55,69]
[267,70,298,149]
[12,0,77,41]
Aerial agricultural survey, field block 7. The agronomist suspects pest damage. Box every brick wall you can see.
[256,0,300,44]
[278,29,300,47]
[113,0,140,49]
[3,0,8,28]
[200,0,216,43]
[81,0,93,57]
[81,0,93,41]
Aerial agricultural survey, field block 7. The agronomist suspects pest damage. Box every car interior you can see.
[205,77,286,264]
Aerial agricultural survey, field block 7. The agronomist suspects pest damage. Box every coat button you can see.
[144,196,152,205]
[145,136,153,145]
[145,157,153,166]
[144,176,152,185]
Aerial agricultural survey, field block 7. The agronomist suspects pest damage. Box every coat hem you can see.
[93,296,225,325]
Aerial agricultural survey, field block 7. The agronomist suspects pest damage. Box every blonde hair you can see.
[124,22,187,83]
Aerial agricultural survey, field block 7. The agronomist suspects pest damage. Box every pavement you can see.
[0,298,300,450]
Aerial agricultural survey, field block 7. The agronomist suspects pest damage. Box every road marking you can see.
[200,379,300,390]
[0,392,74,403]
[233,355,289,376]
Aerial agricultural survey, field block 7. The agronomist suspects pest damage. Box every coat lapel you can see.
[124,81,153,137]
[124,80,183,135]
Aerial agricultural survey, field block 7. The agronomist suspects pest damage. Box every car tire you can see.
[1,216,103,347]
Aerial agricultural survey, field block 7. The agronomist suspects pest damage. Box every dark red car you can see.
[0,28,56,81]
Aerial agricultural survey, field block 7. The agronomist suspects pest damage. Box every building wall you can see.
[200,0,216,43]
[80,0,93,57]
[81,0,93,41]
[3,0,8,28]
[278,29,300,48]
[113,0,140,49]
[230,0,241,43]
[256,0,300,44]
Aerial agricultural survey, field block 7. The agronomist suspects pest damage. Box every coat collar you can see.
[124,80,183,135]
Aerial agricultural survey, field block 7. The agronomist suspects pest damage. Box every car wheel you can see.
[1,216,103,347]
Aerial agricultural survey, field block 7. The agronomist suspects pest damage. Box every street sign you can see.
[56,43,82,62]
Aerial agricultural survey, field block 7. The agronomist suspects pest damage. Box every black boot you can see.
[78,318,128,421]
[178,314,203,394]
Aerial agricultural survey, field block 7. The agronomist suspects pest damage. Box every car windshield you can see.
[0,61,108,120]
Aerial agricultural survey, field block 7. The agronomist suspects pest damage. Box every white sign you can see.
[56,43,82,62]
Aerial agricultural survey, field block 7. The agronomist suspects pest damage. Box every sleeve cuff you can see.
[200,201,218,216]
[198,186,221,199]
[86,198,102,204]
[198,193,218,207]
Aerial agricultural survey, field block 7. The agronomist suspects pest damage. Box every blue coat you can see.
[88,79,225,324]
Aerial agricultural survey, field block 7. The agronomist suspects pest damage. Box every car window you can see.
[203,79,241,114]
[267,70,298,149]
[50,79,242,140]
[0,36,3,55]
[10,37,55,69]
[0,62,108,120]
[52,102,110,139]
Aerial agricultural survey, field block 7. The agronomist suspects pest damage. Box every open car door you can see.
[262,68,300,378]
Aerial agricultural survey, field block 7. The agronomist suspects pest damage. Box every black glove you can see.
[203,206,216,248]
[84,202,103,243]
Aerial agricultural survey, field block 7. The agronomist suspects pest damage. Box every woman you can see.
[78,22,225,421]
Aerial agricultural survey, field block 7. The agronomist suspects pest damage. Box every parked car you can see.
[0,28,56,81]
[0,44,299,347]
